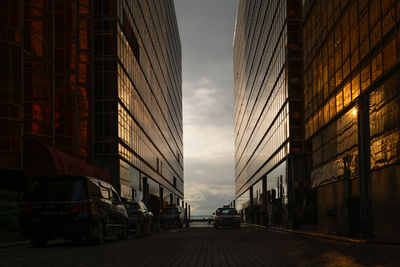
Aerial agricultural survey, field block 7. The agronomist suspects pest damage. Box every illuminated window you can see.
[351,74,360,100]
[371,53,383,82]
[361,65,370,91]
[336,90,343,113]
[383,38,396,71]
[324,102,330,125]
[343,82,351,107]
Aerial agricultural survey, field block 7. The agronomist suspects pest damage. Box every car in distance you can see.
[123,200,153,231]
[20,175,128,247]
[213,207,241,229]
[160,205,184,228]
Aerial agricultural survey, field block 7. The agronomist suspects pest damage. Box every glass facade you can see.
[93,0,183,209]
[0,1,182,212]
[0,0,23,169]
[0,0,93,171]
[303,0,400,237]
[233,0,307,225]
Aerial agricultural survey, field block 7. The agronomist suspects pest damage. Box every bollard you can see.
[155,222,161,233]
[143,222,152,236]
[136,222,143,237]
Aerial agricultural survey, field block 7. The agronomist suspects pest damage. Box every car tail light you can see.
[89,200,97,215]
[21,204,35,213]
[70,200,92,213]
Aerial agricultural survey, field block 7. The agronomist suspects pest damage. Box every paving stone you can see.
[0,224,399,266]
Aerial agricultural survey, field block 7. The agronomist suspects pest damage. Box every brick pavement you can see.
[0,223,399,266]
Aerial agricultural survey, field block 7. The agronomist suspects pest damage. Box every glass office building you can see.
[0,0,183,211]
[93,0,183,209]
[0,0,94,192]
[233,0,310,226]
[303,0,400,238]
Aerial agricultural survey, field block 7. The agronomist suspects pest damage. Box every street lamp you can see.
[352,107,357,117]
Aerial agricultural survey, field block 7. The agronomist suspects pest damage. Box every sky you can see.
[175,0,238,215]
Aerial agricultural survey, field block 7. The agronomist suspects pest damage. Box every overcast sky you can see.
[175,0,238,215]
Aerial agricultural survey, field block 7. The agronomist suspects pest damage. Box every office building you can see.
[0,0,100,197]
[93,0,183,207]
[233,0,310,226]
[0,0,183,210]
[303,0,400,239]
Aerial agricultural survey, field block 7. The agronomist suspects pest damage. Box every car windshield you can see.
[217,208,237,215]
[124,202,140,210]
[162,207,178,214]
[23,176,86,202]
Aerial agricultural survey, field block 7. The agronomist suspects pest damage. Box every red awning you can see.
[24,138,111,183]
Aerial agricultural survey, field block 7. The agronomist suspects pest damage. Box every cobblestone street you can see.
[1,223,399,267]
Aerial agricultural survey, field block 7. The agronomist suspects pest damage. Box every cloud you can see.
[184,182,234,215]
[183,74,235,158]
[184,77,233,127]
[175,0,238,216]
[183,75,236,215]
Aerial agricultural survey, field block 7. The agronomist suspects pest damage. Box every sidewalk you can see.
[0,232,29,249]
[244,223,400,245]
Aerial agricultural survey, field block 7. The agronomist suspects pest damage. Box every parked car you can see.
[213,207,241,229]
[20,175,128,247]
[123,200,153,231]
[160,205,184,228]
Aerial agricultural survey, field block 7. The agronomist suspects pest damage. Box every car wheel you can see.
[92,222,105,245]
[31,236,47,247]
[119,220,128,240]
[72,237,82,245]
[150,218,155,232]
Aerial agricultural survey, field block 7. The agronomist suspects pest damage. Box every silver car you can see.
[124,200,153,231]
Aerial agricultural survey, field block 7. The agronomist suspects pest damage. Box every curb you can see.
[0,239,77,249]
[244,223,400,246]
[0,240,30,249]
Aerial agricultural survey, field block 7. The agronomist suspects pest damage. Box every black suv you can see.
[20,175,128,246]
[160,205,185,228]
[213,207,241,229]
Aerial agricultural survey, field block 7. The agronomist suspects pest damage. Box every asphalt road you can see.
[1,223,399,267]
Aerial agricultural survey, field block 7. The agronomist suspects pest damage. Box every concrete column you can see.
[357,94,373,237]
[262,176,268,226]
[159,186,163,208]
[142,176,148,207]
[249,186,254,223]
